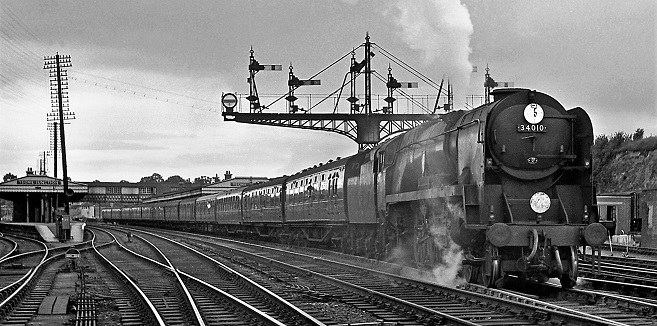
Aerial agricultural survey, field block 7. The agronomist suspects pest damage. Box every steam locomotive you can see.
[103,88,607,288]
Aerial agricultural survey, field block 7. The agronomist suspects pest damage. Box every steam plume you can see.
[392,0,473,108]
[430,217,465,287]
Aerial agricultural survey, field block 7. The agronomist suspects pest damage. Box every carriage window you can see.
[328,180,332,196]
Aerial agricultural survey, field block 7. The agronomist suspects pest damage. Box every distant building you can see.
[0,168,88,222]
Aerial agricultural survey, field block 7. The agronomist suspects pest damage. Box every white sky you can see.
[1,0,655,182]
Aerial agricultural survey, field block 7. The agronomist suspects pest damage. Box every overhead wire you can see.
[73,71,221,105]
[1,2,225,118]
[262,41,445,115]
[0,3,49,70]
[0,1,47,46]
[303,70,362,113]
[264,44,363,110]
[374,44,449,97]
[69,75,221,113]
[2,3,445,119]
[0,97,43,115]
[0,1,51,111]
[371,70,431,114]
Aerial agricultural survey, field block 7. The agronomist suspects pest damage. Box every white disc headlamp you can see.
[530,192,551,214]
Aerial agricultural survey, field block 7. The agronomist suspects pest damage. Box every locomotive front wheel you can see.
[482,244,501,287]
[560,246,579,288]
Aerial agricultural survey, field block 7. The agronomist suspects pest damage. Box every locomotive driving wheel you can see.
[481,243,501,287]
[413,233,432,268]
[413,205,433,268]
[462,253,479,283]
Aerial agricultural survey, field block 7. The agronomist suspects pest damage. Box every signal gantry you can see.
[222,34,449,151]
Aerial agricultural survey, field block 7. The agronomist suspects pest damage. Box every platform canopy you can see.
[0,174,89,223]
[0,175,87,199]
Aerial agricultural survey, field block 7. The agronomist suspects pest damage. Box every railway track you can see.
[87,227,153,325]
[221,240,655,326]
[0,232,105,325]
[607,244,657,257]
[581,253,657,277]
[463,280,657,326]
[5,224,654,325]
[0,229,155,325]
[0,235,46,291]
[577,253,657,298]
[94,226,322,325]
[106,225,625,325]
[94,230,198,325]
[170,226,657,325]
[0,236,17,260]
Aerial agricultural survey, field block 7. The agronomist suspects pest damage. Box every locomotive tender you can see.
[103,88,607,288]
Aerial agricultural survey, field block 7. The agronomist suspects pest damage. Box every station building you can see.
[0,168,88,223]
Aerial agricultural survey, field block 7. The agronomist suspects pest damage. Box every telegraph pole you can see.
[44,53,73,214]
[47,121,58,177]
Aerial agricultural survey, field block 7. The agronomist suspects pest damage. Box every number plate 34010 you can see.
[517,124,547,133]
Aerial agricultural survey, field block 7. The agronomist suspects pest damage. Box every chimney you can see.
[224,170,232,180]
[26,167,34,176]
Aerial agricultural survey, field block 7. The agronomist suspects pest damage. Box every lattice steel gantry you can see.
[222,34,441,151]
[222,112,436,151]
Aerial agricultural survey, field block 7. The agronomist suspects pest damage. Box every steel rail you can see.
[0,239,47,313]
[131,234,205,326]
[123,228,325,326]
[91,230,166,326]
[184,231,617,326]
[176,268,288,326]
[0,237,18,261]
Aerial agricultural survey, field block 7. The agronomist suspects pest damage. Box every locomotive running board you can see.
[385,184,477,204]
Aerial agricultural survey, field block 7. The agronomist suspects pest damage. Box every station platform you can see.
[0,222,85,243]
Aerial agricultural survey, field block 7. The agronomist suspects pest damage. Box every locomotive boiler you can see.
[374,88,607,287]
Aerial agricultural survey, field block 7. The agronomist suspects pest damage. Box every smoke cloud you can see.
[379,209,465,287]
[430,218,466,287]
[391,0,474,108]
